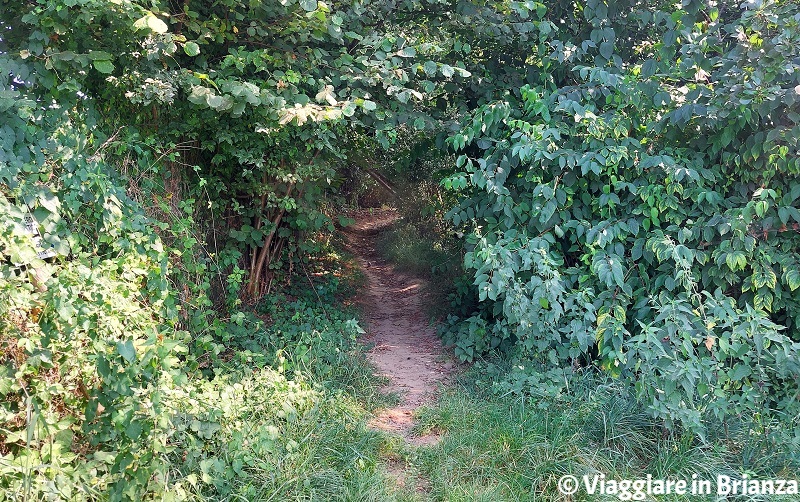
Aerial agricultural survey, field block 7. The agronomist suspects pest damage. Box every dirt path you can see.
[343,209,455,445]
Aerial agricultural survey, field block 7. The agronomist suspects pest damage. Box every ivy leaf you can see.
[183,41,200,57]
[92,60,114,74]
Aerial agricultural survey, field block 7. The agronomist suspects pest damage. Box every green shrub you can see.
[440,0,800,436]
[0,173,181,499]
[157,367,394,501]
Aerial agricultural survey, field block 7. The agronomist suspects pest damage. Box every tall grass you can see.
[408,367,800,501]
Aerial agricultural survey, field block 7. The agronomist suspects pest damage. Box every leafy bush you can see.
[0,178,385,499]
[0,171,182,499]
[155,367,393,501]
[217,293,366,378]
[441,0,800,435]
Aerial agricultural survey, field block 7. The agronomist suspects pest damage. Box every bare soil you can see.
[342,209,455,446]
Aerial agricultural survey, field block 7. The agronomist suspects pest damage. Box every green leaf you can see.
[183,41,200,57]
[726,251,747,272]
[362,100,376,111]
[599,41,614,59]
[778,206,790,224]
[342,102,356,117]
[300,0,317,11]
[785,269,800,291]
[663,29,677,47]
[134,14,169,34]
[754,200,768,218]
[117,340,136,363]
[87,51,113,61]
[729,364,752,381]
[188,86,213,105]
[125,421,143,440]
[38,192,60,212]
[423,61,437,77]
[92,60,114,74]
[641,59,657,78]
[207,94,224,108]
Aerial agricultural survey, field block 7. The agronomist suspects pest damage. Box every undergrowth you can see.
[0,219,400,500]
[376,223,455,280]
[410,364,800,501]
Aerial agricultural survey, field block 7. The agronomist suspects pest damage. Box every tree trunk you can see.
[245,182,295,298]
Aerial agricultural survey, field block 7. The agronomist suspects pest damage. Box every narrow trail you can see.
[342,209,455,446]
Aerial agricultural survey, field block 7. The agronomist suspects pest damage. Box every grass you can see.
[403,367,800,501]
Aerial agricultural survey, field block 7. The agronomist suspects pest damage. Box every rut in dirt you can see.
[343,209,455,444]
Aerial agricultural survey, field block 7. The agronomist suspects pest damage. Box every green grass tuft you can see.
[410,369,800,501]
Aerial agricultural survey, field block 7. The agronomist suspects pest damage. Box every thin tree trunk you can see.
[250,170,270,274]
[364,168,398,197]
[246,182,295,296]
[244,150,319,298]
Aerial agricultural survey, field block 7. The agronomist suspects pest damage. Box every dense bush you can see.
[1,195,378,499]
[441,0,800,436]
[0,162,182,497]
